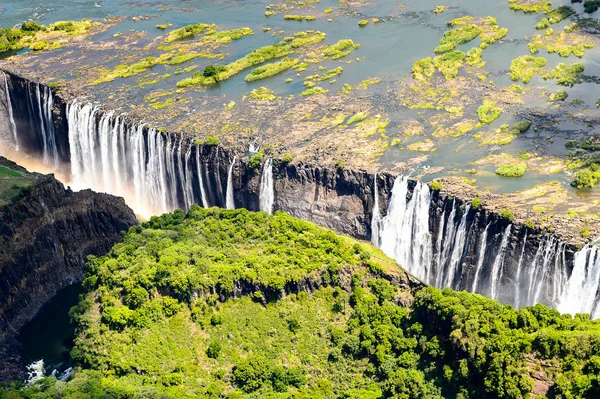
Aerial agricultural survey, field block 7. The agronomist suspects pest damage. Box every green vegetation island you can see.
[2,208,599,399]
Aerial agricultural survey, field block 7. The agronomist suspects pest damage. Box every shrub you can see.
[584,0,600,13]
[525,219,536,229]
[496,162,527,177]
[248,151,264,169]
[358,20,369,27]
[499,209,515,221]
[232,356,270,392]
[581,226,592,238]
[21,21,44,32]
[571,166,600,188]
[471,197,482,209]
[206,341,221,359]
[512,120,532,133]
[205,136,219,145]
[282,155,293,163]
[203,65,227,78]
[287,317,301,333]
[549,90,568,101]
[430,181,443,191]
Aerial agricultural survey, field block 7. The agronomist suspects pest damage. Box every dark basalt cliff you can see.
[0,158,137,381]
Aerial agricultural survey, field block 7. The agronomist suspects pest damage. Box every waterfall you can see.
[471,222,491,293]
[67,101,206,217]
[525,237,558,306]
[379,177,432,281]
[183,143,195,210]
[436,200,457,288]
[36,84,59,167]
[371,173,381,247]
[226,156,236,210]
[514,230,528,308]
[558,245,600,317]
[2,71,19,151]
[443,205,471,288]
[196,147,209,208]
[259,159,274,214]
[489,224,512,300]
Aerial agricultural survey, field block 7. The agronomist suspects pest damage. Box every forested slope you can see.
[2,207,599,399]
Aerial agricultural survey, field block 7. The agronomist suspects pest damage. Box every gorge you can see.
[1,70,599,322]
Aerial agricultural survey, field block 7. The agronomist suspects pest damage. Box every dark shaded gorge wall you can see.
[1,70,596,326]
[0,158,137,381]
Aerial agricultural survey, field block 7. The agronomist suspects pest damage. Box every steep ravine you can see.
[1,70,599,322]
[0,158,137,381]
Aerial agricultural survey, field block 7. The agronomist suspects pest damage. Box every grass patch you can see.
[509,55,547,83]
[245,58,299,82]
[346,111,369,125]
[433,50,466,80]
[548,90,568,101]
[465,47,485,67]
[477,100,502,124]
[509,0,552,13]
[496,162,527,177]
[300,86,329,96]
[0,19,101,54]
[318,66,343,81]
[164,23,214,43]
[322,39,360,60]
[546,5,576,24]
[434,24,481,54]
[284,15,317,21]
[543,62,584,86]
[248,87,277,101]
[177,31,326,87]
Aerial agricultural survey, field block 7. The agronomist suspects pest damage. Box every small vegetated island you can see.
[2,208,599,399]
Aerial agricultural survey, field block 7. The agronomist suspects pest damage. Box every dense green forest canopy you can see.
[2,207,600,399]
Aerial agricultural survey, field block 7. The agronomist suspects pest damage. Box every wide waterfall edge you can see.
[2,68,599,317]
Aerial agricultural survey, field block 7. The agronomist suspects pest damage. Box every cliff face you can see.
[1,71,598,327]
[0,158,137,381]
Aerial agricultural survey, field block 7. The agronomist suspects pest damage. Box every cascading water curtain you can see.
[226,156,236,210]
[259,158,274,214]
[372,174,600,317]
[2,71,19,151]
[67,100,209,217]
